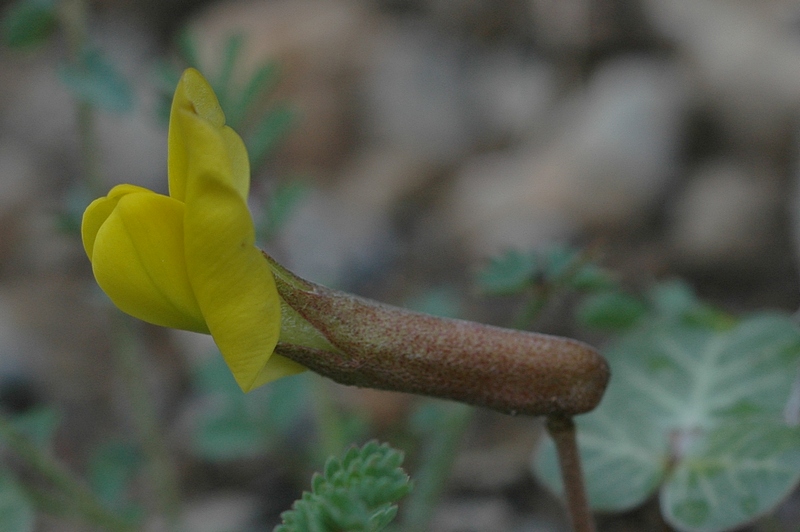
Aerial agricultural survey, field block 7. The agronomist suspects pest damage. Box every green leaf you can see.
[59,48,134,112]
[193,408,266,460]
[247,103,294,169]
[11,408,58,449]
[567,263,616,292]
[275,441,412,532]
[57,182,95,236]
[648,280,735,331]
[258,180,309,243]
[176,28,200,72]
[576,291,647,331]
[151,60,183,125]
[648,279,699,319]
[2,0,56,49]
[88,441,141,516]
[662,419,800,531]
[404,287,462,320]
[542,245,580,281]
[476,250,538,295]
[190,356,309,461]
[212,33,244,112]
[227,62,281,128]
[534,313,800,531]
[0,472,34,532]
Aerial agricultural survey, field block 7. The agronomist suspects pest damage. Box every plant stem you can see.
[0,412,137,532]
[59,0,104,195]
[112,317,182,530]
[310,375,348,461]
[546,415,595,532]
[400,402,473,531]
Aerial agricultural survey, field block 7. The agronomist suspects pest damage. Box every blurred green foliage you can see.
[1,0,57,49]
[189,355,310,461]
[59,48,133,112]
[536,311,800,532]
[0,472,34,532]
[156,31,294,171]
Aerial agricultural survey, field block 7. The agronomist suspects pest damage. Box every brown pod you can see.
[268,256,610,416]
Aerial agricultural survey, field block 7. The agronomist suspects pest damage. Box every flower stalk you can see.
[0,412,137,532]
[547,415,596,532]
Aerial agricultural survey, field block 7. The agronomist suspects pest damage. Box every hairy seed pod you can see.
[267,256,609,416]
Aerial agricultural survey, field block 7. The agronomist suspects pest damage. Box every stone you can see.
[443,57,687,256]
[430,498,516,532]
[189,0,375,172]
[467,47,556,143]
[361,20,477,163]
[643,0,800,152]
[181,492,260,532]
[277,145,436,284]
[668,160,781,269]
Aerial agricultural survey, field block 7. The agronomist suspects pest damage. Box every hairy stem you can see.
[112,318,182,529]
[546,415,595,532]
[0,412,137,532]
[310,375,348,461]
[59,0,104,194]
[400,402,473,531]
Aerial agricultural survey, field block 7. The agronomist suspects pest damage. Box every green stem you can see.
[59,0,178,526]
[400,402,473,531]
[310,375,348,462]
[546,415,596,532]
[112,317,182,530]
[76,100,104,195]
[514,289,549,330]
[59,0,104,194]
[0,412,136,532]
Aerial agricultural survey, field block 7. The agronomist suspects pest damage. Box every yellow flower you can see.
[81,68,305,391]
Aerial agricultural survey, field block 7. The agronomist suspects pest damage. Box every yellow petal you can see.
[91,190,207,332]
[168,68,226,202]
[81,184,151,259]
[181,111,282,392]
[220,126,250,200]
[250,354,307,389]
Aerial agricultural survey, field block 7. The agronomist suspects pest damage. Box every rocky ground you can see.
[2,0,800,530]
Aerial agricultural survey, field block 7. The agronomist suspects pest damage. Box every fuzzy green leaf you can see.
[577,290,647,331]
[275,441,411,532]
[87,440,142,523]
[59,48,133,112]
[227,62,281,128]
[247,103,294,169]
[212,33,244,112]
[534,313,800,531]
[662,419,800,531]
[567,263,617,292]
[258,180,308,243]
[191,356,309,461]
[476,250,538,295]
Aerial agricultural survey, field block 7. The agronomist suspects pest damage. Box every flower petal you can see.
[91,190,207,332]
[82,184,151,259]
[250,354,307,389]
[181,110,283,391]
[168,68,226,202]
[220,126,250,200]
